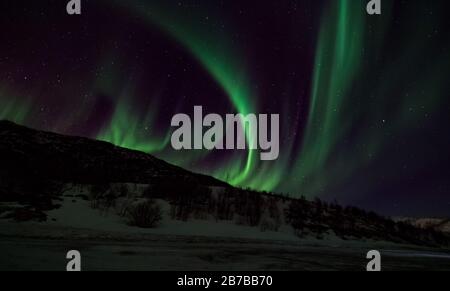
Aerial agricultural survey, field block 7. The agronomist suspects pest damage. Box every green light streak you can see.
[0,86,31,124]
[105,0,259,187]
[291,0,450,201]
[93,55,171,154]
[97,98,171,153]
[294,0,366,196]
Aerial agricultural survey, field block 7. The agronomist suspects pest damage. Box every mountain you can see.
[0,120,227,187]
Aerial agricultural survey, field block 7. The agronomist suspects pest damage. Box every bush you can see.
[115,197,135,217]
[89,184,116,213]
[127,199,163,228]
[89,183,110,199]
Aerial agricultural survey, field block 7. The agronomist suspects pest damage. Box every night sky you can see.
[1,0,450,216]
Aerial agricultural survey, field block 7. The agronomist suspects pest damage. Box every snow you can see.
[0,183,343,245]
[2,193,450,271]
[44,197,301,242]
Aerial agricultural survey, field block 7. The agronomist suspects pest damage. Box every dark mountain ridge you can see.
[0,120,227,187]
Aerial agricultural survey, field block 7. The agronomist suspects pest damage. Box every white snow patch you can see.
[44,197,300,242]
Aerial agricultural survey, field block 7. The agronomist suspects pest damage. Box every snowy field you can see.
[1,197,450,271]
[1,233,450,271]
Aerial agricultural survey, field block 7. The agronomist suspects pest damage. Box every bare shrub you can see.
[127,199,163,228]
[115,196,135,217]
[89,183,109,200]
[89,183,109,210]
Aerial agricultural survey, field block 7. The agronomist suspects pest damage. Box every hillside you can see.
[0,120,448,248]
[396,218,450,234]
[0,120,226,187]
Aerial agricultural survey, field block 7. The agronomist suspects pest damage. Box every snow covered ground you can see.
[1,231,450,271]
[44,197,301,242]
[1,195,450,271]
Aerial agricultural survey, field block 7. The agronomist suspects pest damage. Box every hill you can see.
[0,120,448,247]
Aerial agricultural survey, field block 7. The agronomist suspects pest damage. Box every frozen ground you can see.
[1,197,450,271]
[1,234,450,271]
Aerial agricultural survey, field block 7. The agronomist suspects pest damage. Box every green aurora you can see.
[102,0,261,188]
[96,0,374,193]
[1,0,449,205]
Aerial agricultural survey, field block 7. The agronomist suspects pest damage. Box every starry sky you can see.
[1,0,449,216]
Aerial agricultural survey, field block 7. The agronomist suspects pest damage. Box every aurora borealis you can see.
[1,0,450,216]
